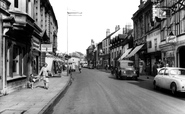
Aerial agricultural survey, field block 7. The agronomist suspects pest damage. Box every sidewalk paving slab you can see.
[0,71,71,114]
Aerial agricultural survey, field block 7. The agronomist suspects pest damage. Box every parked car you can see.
[83,63,88,68]
[153,67,185,95]
[115,60,137,80]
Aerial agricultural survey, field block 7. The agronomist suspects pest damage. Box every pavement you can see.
[0,71,71,114]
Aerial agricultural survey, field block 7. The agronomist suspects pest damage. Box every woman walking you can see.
[38,63,49,89]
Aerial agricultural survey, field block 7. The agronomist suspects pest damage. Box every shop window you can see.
[13,46,19,75]
[147,41,152,48]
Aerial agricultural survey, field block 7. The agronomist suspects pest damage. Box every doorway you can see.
[179,46,185,68]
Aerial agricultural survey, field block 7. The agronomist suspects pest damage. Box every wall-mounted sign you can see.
[166,35,177,44]
[41,44,52,52]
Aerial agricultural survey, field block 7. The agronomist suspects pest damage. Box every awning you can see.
[118,48,132,61]
[170,15,175,25]
[162,20,167,29]
[126,44,144,58]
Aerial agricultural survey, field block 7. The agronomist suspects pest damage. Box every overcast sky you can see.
[50,0,140,55]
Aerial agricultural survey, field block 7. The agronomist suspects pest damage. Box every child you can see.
[38,63,49,89]
[29,74,36,89]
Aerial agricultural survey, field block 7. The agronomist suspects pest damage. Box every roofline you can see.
[102,28,120,41]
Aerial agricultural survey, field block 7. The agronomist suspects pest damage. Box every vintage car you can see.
[83,63,88,68]
[153,67,185,95]
[115,60,137,80]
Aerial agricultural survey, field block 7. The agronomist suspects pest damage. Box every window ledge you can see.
[7,75,27,82]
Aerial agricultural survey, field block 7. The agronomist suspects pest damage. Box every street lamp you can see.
[67,10,82,76]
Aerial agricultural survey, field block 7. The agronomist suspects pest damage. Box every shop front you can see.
[146,29,161,75]
[1,12,42,94]
[159,36,177,67]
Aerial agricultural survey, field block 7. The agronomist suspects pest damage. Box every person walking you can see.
[38,63,49,89]
[68,63,74,80]
[79,64,82,73]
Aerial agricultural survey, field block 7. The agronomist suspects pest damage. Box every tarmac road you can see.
[47,68,185,114]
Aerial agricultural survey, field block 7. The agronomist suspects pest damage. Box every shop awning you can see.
[170,15,175,25]
[126,44,144,58]
[162,20,167,29]
[118,48,132,61]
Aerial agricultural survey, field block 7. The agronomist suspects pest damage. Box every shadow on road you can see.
[108,75,145,82]
[128,81,185,100]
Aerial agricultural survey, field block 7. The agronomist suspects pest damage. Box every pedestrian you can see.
[68,64,74,80]
[79,64,82,73]
[38,63,49,89]
[153,62,158,76]
[28,74,36,89]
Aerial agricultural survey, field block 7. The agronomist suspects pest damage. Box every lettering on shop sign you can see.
[135,38,145,46]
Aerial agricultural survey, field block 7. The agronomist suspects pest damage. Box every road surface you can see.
[47,68,185,114]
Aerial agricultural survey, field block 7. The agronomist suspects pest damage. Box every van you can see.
[115,60,137,80]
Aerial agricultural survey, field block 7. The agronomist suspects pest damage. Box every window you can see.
[164,69,169,75]
[14,0,18,8]
[13,46,19,74]
[154,38,157,51]
[147,41,152,48]
[159,69,165,75]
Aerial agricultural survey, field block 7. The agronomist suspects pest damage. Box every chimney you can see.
[139,0,144,8]
[106,29,110,37]
[140,0,143,5]
[115,25,120,31]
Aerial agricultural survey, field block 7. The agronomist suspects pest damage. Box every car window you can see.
[158,69,165,75]
[128,62,134,66]
[170,69,185,75]
[164,69,169,75]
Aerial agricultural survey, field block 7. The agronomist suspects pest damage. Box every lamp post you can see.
[67,10,82,76]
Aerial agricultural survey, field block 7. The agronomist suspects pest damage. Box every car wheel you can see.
[134,77,138,80]
[153,81,158,90]
[171,83,177,95]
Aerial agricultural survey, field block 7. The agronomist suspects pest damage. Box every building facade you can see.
[0,0,58,95]
[156,0,185,68]
[97,42,103,69]
[132,0,153,75]
[86,40,95,67]
[110,27,134,67]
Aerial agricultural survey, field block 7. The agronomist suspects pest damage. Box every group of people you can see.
[28,63,82,90]
[153,60,164,76]
[28,63,50,90]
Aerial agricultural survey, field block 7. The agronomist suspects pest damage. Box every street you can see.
[46,68,185,114]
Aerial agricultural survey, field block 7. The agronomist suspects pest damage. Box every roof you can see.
[102,29,120,41]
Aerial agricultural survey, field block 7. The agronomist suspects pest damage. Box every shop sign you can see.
[32,37,40,51]
[166,35,177,44]
[134,37,145,46]
[41,44,52,52]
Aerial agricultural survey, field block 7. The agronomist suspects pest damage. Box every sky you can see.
[50,0,140,55]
